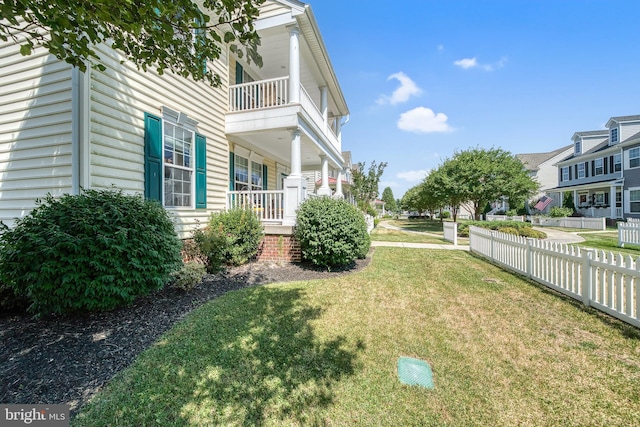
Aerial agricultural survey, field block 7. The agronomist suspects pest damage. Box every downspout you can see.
[71,67,80,194]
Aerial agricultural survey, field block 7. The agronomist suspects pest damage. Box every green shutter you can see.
[195,133,206,208]
[144,113,162,202]
[229,152,235,190]
[262,164,268,190]
[235,63,243,84]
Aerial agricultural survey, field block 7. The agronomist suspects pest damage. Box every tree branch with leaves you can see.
[1,0,265,87]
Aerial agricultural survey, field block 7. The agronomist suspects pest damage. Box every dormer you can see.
[606,115,640,145]
[571,130,608,156]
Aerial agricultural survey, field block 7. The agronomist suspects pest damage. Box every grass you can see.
[386,218,445,233]
[575,232,640,257]
[370,226,448,244]
[73,248,640,426]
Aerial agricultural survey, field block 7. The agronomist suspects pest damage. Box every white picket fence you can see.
[443,222,458,245]
[469,226,640,328]
[619,221,640,247]
[531,216,605,230]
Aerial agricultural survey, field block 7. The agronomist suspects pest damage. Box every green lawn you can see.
[74,248,640,426]
[575,231,640,257]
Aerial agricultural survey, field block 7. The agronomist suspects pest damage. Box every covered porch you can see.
[225,8,350,226]
[556,179,624,219]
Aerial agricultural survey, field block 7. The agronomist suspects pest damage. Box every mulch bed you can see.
[0,257,370,417]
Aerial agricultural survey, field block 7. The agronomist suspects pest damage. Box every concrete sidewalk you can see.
[371,241,470,251]
[532,227,586,244]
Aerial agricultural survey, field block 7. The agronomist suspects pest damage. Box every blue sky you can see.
[310,0,640,199]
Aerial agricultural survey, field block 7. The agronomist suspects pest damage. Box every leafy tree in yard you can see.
[562,191,576,212]
[1,0,264,87]
[436,147,539,220]
[352,160,387,209]
[381,187,397,213]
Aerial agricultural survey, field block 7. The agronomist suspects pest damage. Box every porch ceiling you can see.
[229,128,329,170]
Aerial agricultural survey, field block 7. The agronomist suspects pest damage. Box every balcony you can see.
[227,77,340,155]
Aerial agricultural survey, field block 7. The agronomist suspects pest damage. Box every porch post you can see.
[610,185,616,219]
[334,168,344,199]
[283,129,307,226]
[574,189,578,210]
[336,116,343,148]
[317,155,332,196]
[288,26,300,104]
[320,86,328,130]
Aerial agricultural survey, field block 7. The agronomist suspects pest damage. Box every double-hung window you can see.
[594,158,603,175]
[144,109,206,209]
[630,148,640,169]
[631,189,640,213]
[577,163,585,179]
[614,153,622,172]
[611,128,619,144]
[574,140,581,155]
[561,166,569,182]
[231,151,266,192]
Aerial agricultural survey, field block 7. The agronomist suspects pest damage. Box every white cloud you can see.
[397,107,452,133]
[454,57,478,69]
[454,56,508,71]
[376,72,422,105]
[397,170,429,182]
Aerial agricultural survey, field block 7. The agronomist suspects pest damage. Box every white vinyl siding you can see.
[88,42,229,237]
[0,43,74,227]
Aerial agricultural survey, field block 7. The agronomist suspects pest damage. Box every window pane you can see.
[163,121,194,207]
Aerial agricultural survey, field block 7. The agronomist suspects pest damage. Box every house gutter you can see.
[71,67,80,194]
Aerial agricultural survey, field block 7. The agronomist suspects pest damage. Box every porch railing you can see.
[227,190,284,222]
[229,76,289,112]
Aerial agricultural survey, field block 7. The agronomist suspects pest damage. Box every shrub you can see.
[0,189,183,316]
[190,225,228,273]
[295,197,370,268]
[549,206,573,218]
[209,208,263,266]
[457,220,545,239]
[170,261,206,291]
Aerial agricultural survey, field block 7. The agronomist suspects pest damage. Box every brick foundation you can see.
[256,228,301,263]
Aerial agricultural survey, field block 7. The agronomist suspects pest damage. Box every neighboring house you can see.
[517,145,573,213]
[548,115,640,220]
[0,1,351,260]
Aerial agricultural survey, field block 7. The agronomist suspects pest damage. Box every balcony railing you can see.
[229,76,289,112]
[227,190,284,222]
[228,77,340,151]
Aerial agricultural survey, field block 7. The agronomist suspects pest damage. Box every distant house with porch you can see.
[548,115,640,221]
[0,1,351,262]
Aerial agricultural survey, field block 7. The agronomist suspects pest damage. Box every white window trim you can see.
[611,127,619,144]
[561,166,569,182]
[614,153,622,172]
[628,187,640,213]
[577,163,585,179]
[594,158,603,175]
[162,120,196,209]
[629,147,640,169]
[574,139,582,155]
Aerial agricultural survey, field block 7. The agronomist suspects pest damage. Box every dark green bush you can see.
[0,189,183,316]
[295,197,370,269]
[200,209,264,271]
[549,206,573,218]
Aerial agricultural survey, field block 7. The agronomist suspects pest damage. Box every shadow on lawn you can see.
[78,286,364,425]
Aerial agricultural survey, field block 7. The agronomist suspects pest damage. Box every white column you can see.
[290,129,301,177]
[288,26,300,104]
[283,129,307,226]
[336,116,342,148]
[610,185,616,219]
[317,155,332,196]
[334,169,344,199]
[320,86,328,130]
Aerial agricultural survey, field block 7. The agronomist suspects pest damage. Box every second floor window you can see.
[614,153,622,172]
[577,163,585,179]
[594,158,603,175]
[574,140,582,155]
[562,166,569,181]
[630,148,640,169]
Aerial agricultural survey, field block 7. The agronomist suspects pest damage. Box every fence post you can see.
[490,231,496,261]
[581,249,595,307]
[618,223,624,248]
[526,238,533,278]
[453,222,458,246]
